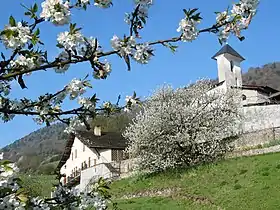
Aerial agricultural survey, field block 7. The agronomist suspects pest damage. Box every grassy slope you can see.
[20,175,57,198]
[110,153,280,210]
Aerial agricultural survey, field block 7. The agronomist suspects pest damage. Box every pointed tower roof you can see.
[211,44,245,61]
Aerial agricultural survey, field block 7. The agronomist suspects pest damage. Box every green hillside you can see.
[110,152,280,210]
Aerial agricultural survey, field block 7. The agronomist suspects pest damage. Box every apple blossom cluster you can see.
[80,0,90,5]
[94,0,113,8]
[217,0,259,43]
[0,82,10,96]
[66,78,87,100]
[0,153,109,209]
[64,116,87,134]
[124,81,241,171]
[0,156,25,209]
[40,0,71,26]
[0,22,31,49]
[57,31,84,52]
[177,18,200,42]
[134,0,153,18]
[93,59,112,79]
[111,35,153,64]
[53,51,71,73]
[10,55,38,76]
[78,97,96,111]
[232,0,259,17]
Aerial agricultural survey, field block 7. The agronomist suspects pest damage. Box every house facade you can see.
[56,126,127,190]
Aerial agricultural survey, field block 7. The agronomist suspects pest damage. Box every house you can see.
[211,44,280,106]
[56,126,128,191]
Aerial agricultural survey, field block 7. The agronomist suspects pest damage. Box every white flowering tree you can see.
[0,0,258,209]
[124,81,242,172]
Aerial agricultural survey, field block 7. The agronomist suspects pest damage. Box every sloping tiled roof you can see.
[76,131,127,150]
[241,85,279,95]
[212,44,245,61]
[56,131,127,172]
[56,133,75,174]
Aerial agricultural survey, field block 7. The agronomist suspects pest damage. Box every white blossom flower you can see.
[40,0,71,25]
[125,95,138,105]
[94,59,111,79]
[218,28,230,44]
[1,22,31,49]
[81,0,90,4]
[216,11,230,24]
[94,0,112,8]
[64,116,85,133]
[110,35,136,57]
[134,0,153,6]
[66,79,86,100]
[103,101,112,109]
[177,19,199,42]
[124,13,131,25]
[0,82,10,96]
[231,0,259,17]
[79,37,100,56]
[53,51,70,73]
[10,55,37,75]
[133,43,153,64]
[57,31,84,52]
[78,97,95,110]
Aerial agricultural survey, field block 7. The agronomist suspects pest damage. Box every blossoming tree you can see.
[124,81,242,172]
[0,0,259,209]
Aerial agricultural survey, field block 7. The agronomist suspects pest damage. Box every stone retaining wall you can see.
[233,127,280,149]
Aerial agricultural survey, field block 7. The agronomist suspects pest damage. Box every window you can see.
[230,60,234,72]
[71,152,73,161]
[88,157,91,167]
[112,150,124,162]
[94,159,97,166]
[64,165,66,169]
[83,144,85,152]
[75,149,77,158]
[242,94,247,101]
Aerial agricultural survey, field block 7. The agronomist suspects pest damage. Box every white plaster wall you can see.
[243,104,280,132]
[99,149,112,163]
[60,137,112,179]
[80,164,111,192]
[242,89,269,105]
[216,54,242,88]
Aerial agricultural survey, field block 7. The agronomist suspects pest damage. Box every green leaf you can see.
[33,3,38,13]
[24,11,32,16]
[34,28,40,36]
[140,16,146,24]
[9,16,16,27]
[83,81,92,88]
[189,8,198,16]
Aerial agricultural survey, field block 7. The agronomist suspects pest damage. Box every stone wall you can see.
[233,127,280,149]
[243,104,280,132]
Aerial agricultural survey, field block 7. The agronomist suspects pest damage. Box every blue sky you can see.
[0,0,279,147]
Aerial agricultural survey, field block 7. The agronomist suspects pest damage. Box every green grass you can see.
[110,153,280,210]
[20,174,57,198]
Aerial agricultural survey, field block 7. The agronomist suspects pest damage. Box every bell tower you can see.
[212,44,245,89]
